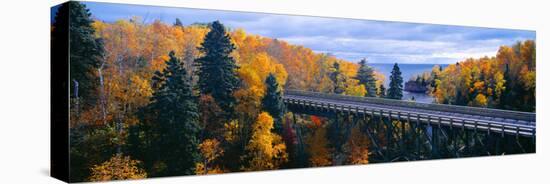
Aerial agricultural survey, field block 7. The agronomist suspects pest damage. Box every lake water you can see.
[369,63,448,103]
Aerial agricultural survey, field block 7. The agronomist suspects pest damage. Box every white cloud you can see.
[85,2,536,64]
[281,36,513,64]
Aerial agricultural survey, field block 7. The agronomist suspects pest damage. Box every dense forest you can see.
[405,40,536,112]
[53,2,535,182]
[53,2,387,182]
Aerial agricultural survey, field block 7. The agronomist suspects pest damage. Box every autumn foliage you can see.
[306,126,332,167]
[195,139,225,175]
[432,40,535,111]
[57,2,535,182]
[344,127,370,164]
[89,154,147,182]
[242,112,288,171]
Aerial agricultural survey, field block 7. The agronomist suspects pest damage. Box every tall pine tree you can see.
[500,63,513,109]
[53,3,104,181]
[355,58,377,97]
[53,2,104,102]
[387,63,403,100]
[329,62,347,94]
[261,73,285,134]
[174,18,183,27]
[136,51,201,176]
[378,84,386,98]
[195,21,240,116]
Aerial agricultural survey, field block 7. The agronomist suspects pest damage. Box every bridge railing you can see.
[284,90,536,123]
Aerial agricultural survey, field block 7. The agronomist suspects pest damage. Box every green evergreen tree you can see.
[53,2,103,102]
[355,58,377,97]
[430,67,440,93]
[53,3,105,181]
[136,51,201,176]
[500,63,512,109]
[261,73,285,134]
[455,88,467,105]
[378,84,386,97]
[329,62,347,94]
[195,21,240,116]
[387,63,403,100]
[174,18,184,27]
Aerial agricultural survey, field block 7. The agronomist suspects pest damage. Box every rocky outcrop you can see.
[404,81,428,93]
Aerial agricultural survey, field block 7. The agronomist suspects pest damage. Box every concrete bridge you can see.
[283,90,536,138]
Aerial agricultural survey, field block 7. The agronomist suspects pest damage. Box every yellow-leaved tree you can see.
[89,154,147,181]
[242,112,288,171]
[195,139,225,175]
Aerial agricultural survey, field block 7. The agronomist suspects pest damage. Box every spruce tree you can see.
[174,18,183,27]
[54,3,104,181]
[387,63,403,100]
[329,62,347,94]
[53,2,103,102]
[430,65,443,93]
[137,51,201,176]
[195,21,240,116]
[500,63,512,109]
[261,73,285,134]
[355,58,377,97]
[378,84,386,98]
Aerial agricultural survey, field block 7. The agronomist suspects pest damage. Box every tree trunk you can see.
[72,79,80,117]
[98,61,107,125]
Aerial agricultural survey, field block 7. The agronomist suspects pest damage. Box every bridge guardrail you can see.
[284,90,536,123]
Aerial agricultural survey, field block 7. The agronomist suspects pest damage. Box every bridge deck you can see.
[283,90,536,137]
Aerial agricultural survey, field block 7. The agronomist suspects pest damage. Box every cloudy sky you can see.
[73,2,535,64]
